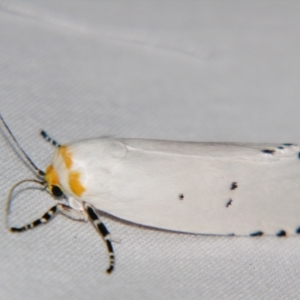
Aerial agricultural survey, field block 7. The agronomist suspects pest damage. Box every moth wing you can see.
[69,139,300,236]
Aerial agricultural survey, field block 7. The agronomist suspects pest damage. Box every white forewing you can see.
[62,138,300,236]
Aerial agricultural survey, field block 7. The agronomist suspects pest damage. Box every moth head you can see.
[44,164,64,198]
[44,147,86,198]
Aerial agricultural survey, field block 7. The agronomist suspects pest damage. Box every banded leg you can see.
[84,203,115,274]
[40,130,61,147]
[10,203,85,232]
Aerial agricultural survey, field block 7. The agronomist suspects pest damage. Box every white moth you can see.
[2,114,300,274]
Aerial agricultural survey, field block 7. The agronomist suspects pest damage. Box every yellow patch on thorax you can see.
[69,171,86,197]
[45,165,59,186]
[59,146,73,169]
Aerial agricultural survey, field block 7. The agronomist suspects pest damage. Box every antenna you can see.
[0,113,45,177]
[6,179,45,229]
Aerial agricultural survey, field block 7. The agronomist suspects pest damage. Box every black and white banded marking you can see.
[10,203,84,232]
[10,206,57,232]
[248,228,300,237]
[41,130,61,147]
[10,202,115,273]
[84,204,115,274]
[261,143,299,158]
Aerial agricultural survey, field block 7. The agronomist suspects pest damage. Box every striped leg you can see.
[84,203,115,274]
[10,204,85,232]
[40,130,61,147]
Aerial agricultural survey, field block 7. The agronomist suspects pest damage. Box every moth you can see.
[2,113,300,273]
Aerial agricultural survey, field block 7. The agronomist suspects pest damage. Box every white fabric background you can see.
[1,1,300,299]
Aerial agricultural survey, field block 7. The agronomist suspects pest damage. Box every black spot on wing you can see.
[295,227,300,234]
[277,146,284,150]
[179,194,184,200]
[250,231,263,237]
[276,230,286,237]
[283,143,294,146]
[226,199,232,208]
[261,149,275,155]
[230,182,238,190]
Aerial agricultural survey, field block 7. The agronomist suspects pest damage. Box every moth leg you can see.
[84,203,115,274]
[10,203,85,232]
[40,130,61,147]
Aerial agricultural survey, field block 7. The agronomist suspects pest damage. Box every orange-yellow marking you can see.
[45,165,59,186]
[59,146,73,169]
[69,171,85,197]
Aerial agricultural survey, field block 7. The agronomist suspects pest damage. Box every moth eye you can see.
[51,185,63,197]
